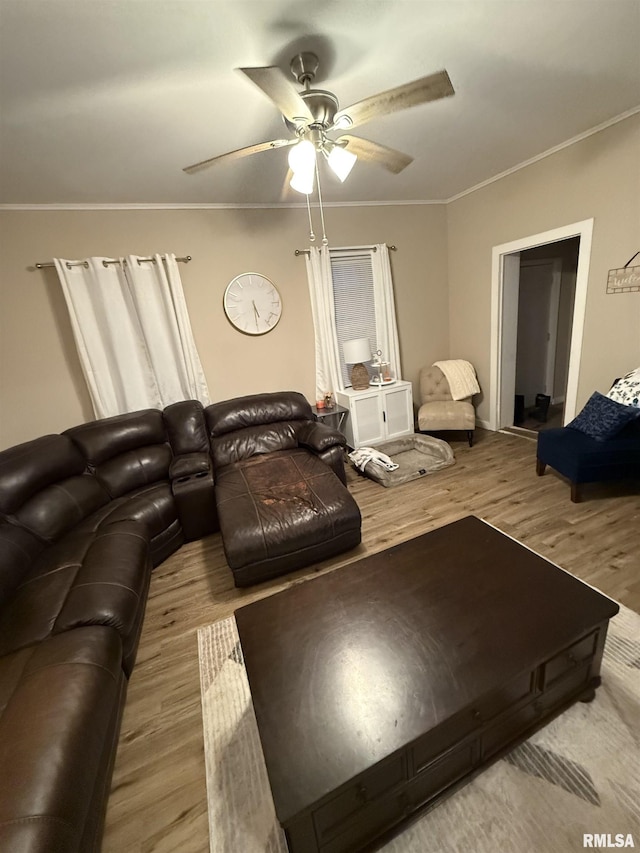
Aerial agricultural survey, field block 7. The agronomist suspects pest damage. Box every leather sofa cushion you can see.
[0,523,43,607]
[65,409,166,466]
[0,519,151,674]
[164,399,209,454]
[206,391,313,437]
[0,627,125,853]
[215,449,361,570]
[210,422,301,469]
[93,444,172,498]
[170,452,211,479]
[11,473,110,544]
[0,435,87,515]
[74,482,178,541]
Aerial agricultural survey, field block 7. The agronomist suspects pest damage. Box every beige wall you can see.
[0,204,448,449]
[3,114,636,449]
[447,114,640,424]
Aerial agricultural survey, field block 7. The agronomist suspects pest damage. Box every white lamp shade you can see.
[343,337,371,364]
[288,140,316,172]
[289,168,315,195]
[327,145,357,182]
[288,140,316,195]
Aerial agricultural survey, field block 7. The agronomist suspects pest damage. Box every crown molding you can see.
[0,199,445,211]
[445,105,640,203]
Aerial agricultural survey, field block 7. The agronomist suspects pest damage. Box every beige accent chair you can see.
[417,365,477,447]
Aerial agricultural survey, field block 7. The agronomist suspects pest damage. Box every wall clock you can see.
[223,273,282,335]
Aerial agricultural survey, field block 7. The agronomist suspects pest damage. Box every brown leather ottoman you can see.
[215,448,361,587]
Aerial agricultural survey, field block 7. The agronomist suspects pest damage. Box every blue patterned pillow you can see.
[567,392,640,440]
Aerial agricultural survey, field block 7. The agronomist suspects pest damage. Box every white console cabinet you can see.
[336,380,414,448]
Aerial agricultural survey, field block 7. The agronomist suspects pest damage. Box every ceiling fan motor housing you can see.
[290,52,320,86]
[285,89,339,134]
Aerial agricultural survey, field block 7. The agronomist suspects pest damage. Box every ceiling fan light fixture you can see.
[326,143,357,182]
[288,139,316,173]
[288,139,316,194]
[289,166,315,195]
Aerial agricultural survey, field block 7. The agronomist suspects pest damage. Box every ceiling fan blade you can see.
[183,139,295,174]
[237,65,314,124]
[334,69,454,130]
[336,135,413,174]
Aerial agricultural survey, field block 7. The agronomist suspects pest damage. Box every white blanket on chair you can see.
[433,360,480,400]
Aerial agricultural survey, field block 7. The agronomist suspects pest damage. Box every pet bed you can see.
[350,433,454,487]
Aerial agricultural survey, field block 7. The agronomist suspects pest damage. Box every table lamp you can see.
[343,337,371,390]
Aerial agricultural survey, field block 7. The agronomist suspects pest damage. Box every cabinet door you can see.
[351,394,385,446]
[383,385,413,439]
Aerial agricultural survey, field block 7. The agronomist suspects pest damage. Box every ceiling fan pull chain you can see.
[305,192,315,242]
[314,158,329,246]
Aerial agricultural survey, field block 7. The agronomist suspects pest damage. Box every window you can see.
[304,243,401,398]
[330,247,400,387]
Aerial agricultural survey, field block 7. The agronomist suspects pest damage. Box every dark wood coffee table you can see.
[234,515,619,853]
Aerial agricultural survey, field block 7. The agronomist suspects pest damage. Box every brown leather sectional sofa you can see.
[0,392,361,853]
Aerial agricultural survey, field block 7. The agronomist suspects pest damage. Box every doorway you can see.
[514,241,579,432]
[489,219,594,432]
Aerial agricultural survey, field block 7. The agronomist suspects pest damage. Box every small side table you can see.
[311,404,349,436]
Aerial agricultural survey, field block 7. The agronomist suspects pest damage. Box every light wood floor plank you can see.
[102,429,640,852]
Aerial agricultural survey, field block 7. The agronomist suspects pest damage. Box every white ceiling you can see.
[1,0,639,206]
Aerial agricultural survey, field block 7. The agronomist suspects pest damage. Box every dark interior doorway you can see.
[513,236,581,433]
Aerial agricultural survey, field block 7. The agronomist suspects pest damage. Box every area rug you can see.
[198,605,640,853]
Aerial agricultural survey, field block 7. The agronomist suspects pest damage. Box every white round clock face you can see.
[223,273,282,335]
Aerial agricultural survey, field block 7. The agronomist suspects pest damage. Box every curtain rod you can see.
[294,245,397,256]
[33,255,192,270]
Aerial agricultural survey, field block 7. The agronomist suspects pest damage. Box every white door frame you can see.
[489,219,594,431]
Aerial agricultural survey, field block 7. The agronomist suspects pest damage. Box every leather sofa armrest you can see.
[297,421,346,453]
[169,452,211,480]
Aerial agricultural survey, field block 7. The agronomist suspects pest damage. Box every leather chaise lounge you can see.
[0,392,360,853]
[206,393,361,587]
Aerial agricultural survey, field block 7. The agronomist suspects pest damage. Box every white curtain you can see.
[54,253,210,418]
[305,246,344,399]
[304,243,402,398]
[371,243,403,380]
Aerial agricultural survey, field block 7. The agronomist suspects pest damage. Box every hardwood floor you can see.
[102,428,640,853]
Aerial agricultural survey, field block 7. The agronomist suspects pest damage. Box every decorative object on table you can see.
[315,398,325,409]
[343,337,371,390]
[370,349,394,385]
[349,434,455,487]
[606,251,640,294]
[323,391,334,409]
[223,273,282,335]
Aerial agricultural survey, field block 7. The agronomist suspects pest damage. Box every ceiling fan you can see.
[183,52,454,193]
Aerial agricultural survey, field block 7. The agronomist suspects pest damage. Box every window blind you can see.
[331,252,378,386]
